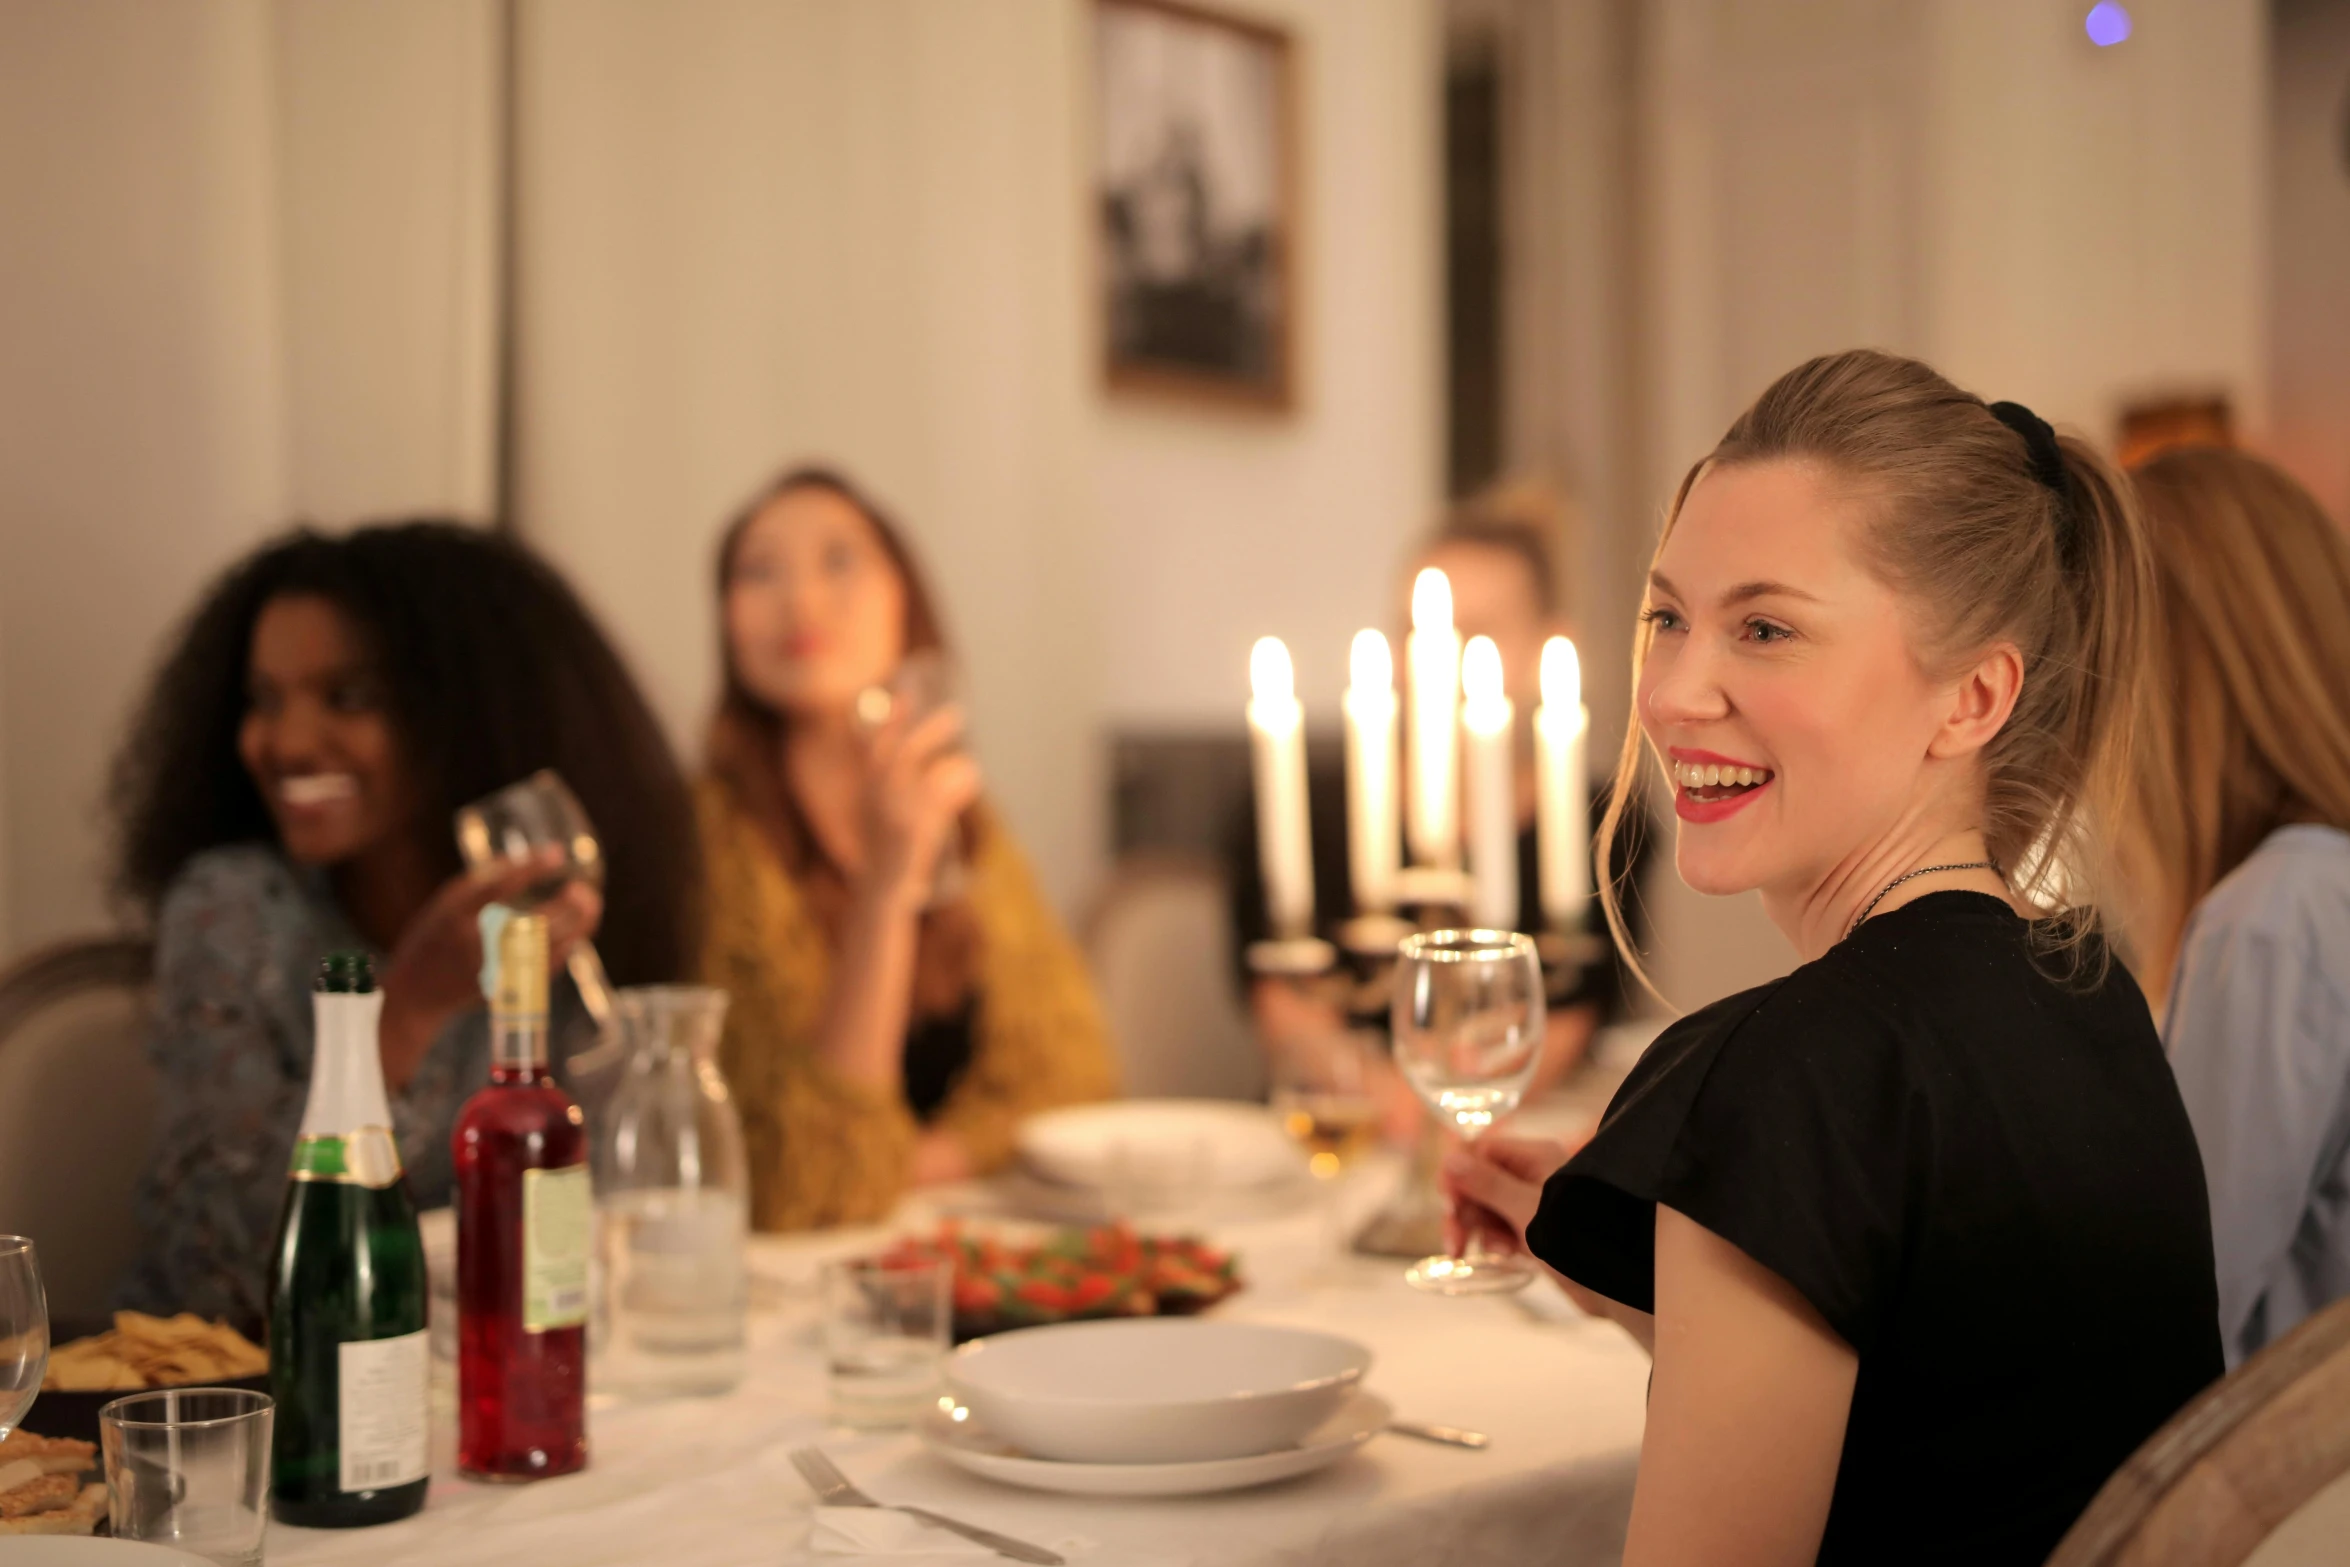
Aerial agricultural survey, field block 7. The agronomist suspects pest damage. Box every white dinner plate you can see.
[0,1541,215,1567]
[917,1388,1390,1497]
[1014,1101,1303,1194]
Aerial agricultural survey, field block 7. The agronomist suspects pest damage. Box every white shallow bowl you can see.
[1014,1101,1303,1195]
[943,1318,1372,1465]
[921,1387,1390,1497]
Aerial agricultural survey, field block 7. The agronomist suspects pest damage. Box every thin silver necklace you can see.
[1847,860,2000,938]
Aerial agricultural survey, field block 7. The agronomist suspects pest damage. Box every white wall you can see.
[0,0,293,952]
[2268,0,2350,521]
[0,0,498,957]
[273,0,502,525]
[1921,0,2268,435]
[514,0,1442,910]
[1095,0,1444,724]
[511,0,1102,912]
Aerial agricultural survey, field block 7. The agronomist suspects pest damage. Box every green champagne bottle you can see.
[266,951,431,1527]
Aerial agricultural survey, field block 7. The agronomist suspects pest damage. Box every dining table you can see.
[267,1062,1653,1567]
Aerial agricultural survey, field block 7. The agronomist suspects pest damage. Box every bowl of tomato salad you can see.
[872,1222,1243,1341]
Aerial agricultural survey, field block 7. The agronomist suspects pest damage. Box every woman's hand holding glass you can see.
[856,704,980,914]
[377,847,602,1087]
[1439,1135,1570,1258]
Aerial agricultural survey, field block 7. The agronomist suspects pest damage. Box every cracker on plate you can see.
[0,1430,95,1475]
[42,1311,266,1392]
[0,1482,106,1536]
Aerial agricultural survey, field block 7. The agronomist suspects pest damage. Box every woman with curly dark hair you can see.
[110,521,700,1324]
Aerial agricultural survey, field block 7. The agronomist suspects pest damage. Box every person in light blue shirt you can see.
[2162,825,2350,1366]
[2123,447,2350,1367]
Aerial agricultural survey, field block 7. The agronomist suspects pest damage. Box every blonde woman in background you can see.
[2122,446,2350,1367]
[699,466,1116,1230]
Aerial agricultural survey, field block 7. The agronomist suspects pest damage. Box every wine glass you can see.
[853,651,967,907]
[0,1236,50,1440]
[1390,930,1545,1294]
[456,770,615,1035]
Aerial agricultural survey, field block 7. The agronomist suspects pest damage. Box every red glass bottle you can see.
[453,911,590,1481]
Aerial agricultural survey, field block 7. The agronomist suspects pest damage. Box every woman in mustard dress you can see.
[700,466,1115,1229]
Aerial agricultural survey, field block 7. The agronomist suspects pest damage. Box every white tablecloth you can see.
[271,1137,1648,1567]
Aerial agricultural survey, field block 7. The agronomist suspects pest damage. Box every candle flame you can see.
[1249,636,1295,704]
[1461,636,1504,705]
[1348,629,1392,692]
[1411,568,1453,633]
[1541,636,1580,712]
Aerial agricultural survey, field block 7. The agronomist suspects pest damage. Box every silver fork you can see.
[789,1447,1065,1565]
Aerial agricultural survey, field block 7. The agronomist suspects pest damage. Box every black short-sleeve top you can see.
[1527,892,2222,1566]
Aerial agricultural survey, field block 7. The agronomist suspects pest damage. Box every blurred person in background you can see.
[1232,479,1652,1132]
[110,522,702,1326]
[701,467,1116,1231]
[1446,352,2219,1565]
[2120,446,2350,1368]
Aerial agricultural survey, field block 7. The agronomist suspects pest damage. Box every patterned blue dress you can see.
[114,844,590,1326]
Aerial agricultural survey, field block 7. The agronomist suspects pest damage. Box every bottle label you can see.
[336,1329,429,1492]
[288,1127,404,1187]
[523,1164,592,1333]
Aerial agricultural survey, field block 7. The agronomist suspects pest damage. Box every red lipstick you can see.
[1665,745,1774,824]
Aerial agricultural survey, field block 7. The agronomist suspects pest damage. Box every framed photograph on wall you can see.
[1096,0,1297,411]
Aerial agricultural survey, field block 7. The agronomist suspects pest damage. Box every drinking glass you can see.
[103,1388,274,1566]
[0,1237,48,1441]
[1270,1033,1382,1262]
[1390,929,1545,1294]
[820,1256,951,1429]
[853,651,966,906]
[455,769,615,1032]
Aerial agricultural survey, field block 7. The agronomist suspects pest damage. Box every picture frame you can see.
[1095,0,1298,412]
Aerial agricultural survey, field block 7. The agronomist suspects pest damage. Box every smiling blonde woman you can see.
[1445,351,2221,1566]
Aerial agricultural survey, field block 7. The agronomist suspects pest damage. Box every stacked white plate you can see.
[921,1319,1384,1497]
[2,1543,214,1566]
[1012,1100,1307,1216]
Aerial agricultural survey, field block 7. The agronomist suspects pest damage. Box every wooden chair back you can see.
[0,937,157,1318]
[2048,1295,2350,1567]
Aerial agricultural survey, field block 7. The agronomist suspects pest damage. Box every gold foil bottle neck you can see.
[493,912,550,1021]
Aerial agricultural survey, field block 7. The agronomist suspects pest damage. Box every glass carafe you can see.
[594,986,749,1396]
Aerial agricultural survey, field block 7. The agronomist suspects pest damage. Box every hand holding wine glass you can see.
[376,848,595,1090]
[1390,930,1545,1294]
[1439,1134,1575,1257]
[455,769,613,1023]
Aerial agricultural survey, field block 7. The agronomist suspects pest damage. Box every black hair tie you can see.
[1987,399,2077,557]
[1988,400,2068,497]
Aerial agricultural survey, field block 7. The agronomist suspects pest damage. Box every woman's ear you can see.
[1927,642,2024,760]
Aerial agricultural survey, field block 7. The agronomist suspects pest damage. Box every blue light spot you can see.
[2085,2,2131,47]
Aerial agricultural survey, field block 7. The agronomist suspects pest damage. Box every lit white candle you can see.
[1535,636,1592,928]
[1461,635,1518,931]
[1247,636,1315,939]
[1342,630,1400,914]
[1405,568,1462,869]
